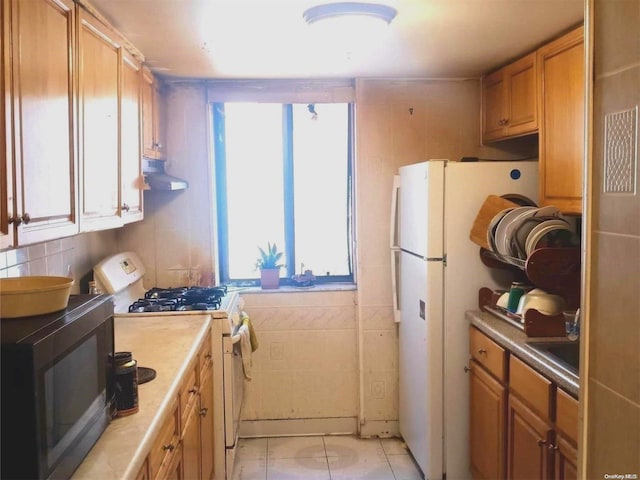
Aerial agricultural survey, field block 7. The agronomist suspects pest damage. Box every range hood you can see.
[142,159,188,191]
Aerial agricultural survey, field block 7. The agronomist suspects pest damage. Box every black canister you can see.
[111,351,139,417]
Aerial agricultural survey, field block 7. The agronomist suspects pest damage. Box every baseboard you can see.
[239,417,358,438]
[359,420,399,438]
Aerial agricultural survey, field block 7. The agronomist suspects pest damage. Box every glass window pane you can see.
[224,103,285,279]
[292,103,350,277]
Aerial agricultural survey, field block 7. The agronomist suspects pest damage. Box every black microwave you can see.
[1,294,115,479]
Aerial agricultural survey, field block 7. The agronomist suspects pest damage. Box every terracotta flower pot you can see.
[260,268,280,289]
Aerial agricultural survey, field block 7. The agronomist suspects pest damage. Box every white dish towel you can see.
[235,324,253,380]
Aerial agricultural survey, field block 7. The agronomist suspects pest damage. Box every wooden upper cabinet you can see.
[121,51,143,224]
[78,8,123,232]
[1,0,14,250]
[482,52,538,143]
[141,66,165,160]
[4,0,79,247]
[538,26,585,214]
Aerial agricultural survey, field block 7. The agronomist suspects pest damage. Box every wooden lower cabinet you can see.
[142,333,214,480]
[470,360,506,479]
[469,327,579,480]
[507,394,553,479]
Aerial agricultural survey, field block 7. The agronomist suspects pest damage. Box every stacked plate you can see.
[487,205,578,260]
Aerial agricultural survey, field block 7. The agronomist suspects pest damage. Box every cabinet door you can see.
[152,80,165,159]
[507,394,553,480]
[78,9,122,231]
[554,435,578,480]
[7,0,78,246]
[538,26,585,214]
[507,52,537,136]
[1,0,14,249]
[121,52,143,224]
[482,69,507,142]
[470,360,506,480]
[141,67,164,160]
[200,363,215,480]
[182,401,201,480]
[141,67,156,158]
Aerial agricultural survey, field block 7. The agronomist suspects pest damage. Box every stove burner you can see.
[129,286,227,313]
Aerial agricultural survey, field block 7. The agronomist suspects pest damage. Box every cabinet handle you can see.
[154,142,163,149]
[537,440,548,447]
[205,353,212,359]
[122,203,130,212]
[188,387,198,395]
[21,213,31,224]
[478,348,487,355]
[8,216,22,225]
[548,444,559,451]
[464,365,472,373]
[162,443,175,452]
[199,407,208,417]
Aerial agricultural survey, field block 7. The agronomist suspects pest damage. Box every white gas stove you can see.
[94,252,244,479]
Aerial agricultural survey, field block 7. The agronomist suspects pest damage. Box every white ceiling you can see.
[90,0,584,80]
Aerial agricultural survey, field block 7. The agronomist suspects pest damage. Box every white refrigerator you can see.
[391,159,538,479]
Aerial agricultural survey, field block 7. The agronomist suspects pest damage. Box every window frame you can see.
[213,102,355,286]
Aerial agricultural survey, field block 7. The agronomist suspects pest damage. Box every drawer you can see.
[179,359,199,422]
[470,327,507,381]
[556,388,579,444]
[509,355,552,420]
[148,401,179,480]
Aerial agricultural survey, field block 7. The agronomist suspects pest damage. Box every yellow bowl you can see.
[0,276,74,318]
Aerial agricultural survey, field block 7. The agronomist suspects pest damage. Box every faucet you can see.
[564,308,580,341]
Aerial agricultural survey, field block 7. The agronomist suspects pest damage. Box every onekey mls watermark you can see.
[604,474,638,479]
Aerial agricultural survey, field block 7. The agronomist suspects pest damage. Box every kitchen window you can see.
[212,102,354,285]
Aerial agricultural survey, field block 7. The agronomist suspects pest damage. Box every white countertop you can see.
[72,314,211,480]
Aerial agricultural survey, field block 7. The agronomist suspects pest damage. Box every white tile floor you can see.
[232,435,423,480]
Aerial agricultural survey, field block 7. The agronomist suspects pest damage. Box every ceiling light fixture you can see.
[303,2,398,25]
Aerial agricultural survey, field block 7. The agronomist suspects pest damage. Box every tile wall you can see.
[0,230,119,292]
[586,1,640,475]
[240,291,358,424]
[354,78,537,431]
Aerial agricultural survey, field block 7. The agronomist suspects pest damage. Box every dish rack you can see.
[478,246,581,337]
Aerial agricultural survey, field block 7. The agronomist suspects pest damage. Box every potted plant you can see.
[256,242,284,289]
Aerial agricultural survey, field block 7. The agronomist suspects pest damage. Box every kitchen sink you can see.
[528,341,580,374]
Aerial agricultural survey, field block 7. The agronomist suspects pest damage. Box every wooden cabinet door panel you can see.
[200,363,215,480]
[1,0,14,249]
[78,10,122,231]
[507,52,537,135]
[121,52,143,223]
[9,0,78,245]
[470,360,506,480]
[555,435,578,480]
[507,394,552,480]
[141,67,156,158]
[182,402,201,480]
[538,27,585,214]
[482,69,507,142]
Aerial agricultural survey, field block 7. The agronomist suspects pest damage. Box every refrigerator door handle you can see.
[391,249,401,323]
[390,175,400,249]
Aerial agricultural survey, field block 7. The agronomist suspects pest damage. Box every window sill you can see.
[226,282,356,294]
